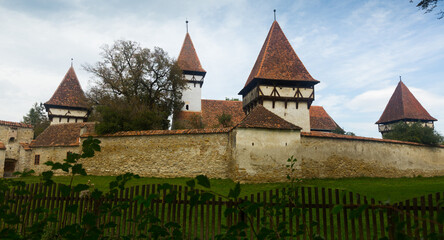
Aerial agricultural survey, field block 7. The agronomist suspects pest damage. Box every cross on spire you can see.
[186,19,189,33]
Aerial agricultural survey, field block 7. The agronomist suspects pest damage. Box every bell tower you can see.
[177,21,206,113]
[239,21,319,132]
[44,66,90,125]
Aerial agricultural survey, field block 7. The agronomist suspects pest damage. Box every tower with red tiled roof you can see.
[238,21,319,132]
[44,66,90,125]
[177,23,206,113]
[376,80,437,135]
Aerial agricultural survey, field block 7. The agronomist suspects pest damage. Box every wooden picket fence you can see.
[2,183,444,239]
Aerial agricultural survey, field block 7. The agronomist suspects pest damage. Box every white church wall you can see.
[181,81,202,112]
[262,100,311,132]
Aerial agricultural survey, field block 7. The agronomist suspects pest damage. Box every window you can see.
[186,105,189,110]
[9,137,15,143]
[34,155,40,165]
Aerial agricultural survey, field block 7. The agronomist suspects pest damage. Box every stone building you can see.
[376,80,437,136]
[0,120,33,177]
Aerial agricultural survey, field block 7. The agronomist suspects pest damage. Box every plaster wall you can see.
[297,136,444,178]
[0,125,33,160]
[181,81,202,112]
[262,100,310,132]
[259,85,313,98]
[79,133,233,178]
[232,128,301,182]
[49,108,88,124]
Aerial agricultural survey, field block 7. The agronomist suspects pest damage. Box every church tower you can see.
[177,24,206,113]
[376,80,437,135]
[44,66,90,125]
[238,21,319,132]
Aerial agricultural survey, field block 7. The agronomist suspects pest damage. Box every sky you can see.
[0,0,443,138]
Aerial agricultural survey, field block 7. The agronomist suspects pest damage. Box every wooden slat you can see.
[170,185,176,223]
[218,197,222,235]
[349,192,356,240]
[437,193,443,235]
[206,196,210,240]
[194,191,198,238]
[133,185,139,237]
[335,189,342,240]
[342,191,349,240]
[363,196,371,240]
[405,199,412,237]
[420,196,427,237]
[371,198,378,239]
[200,190,204,240]
[356,193,364,239]
[276,189,280,227]
[328,189,335,239]
[314,187,320,235]
[295,187,300,240]
[378,200,385,238]
[321,188,327,240]
[213,195,217,240]
[256,192,261,238]
[307,187,313,237]
[301,187,307,240]
[413,197,419,239]
[428,194,435,234]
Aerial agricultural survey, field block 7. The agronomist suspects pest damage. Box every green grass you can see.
[16,175,444,202]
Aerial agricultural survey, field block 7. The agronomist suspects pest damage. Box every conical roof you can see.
[177,33,206,73]
[376,81,437,124]
[237,105,301,130]
[45,66,89,109]
[241,21,318,93]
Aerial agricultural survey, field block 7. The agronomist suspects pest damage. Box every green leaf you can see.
[186,179,195,188]
[65,204,78,214]
[228,182,241,199]
[73,184,89,193]
[331,205,343,215]
[350,204,368,219]
[91,189,103,200]
[196,175,211,188]
[82,212,97,226]
[59,184,71,197]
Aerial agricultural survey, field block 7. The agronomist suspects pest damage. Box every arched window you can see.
[186,105,189,110]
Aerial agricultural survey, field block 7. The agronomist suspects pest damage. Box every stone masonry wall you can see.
[297,136,444,179]
[30,146,81,175]
[80,132,233,178]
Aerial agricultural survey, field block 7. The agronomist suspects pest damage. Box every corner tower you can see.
[177,28,206,112]
[376,80,437,135]
[239,21,319,132]
[44,66,90,125]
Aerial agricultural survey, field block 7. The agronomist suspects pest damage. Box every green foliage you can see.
[383,121,444,145]
[412,0,444,19]
[22,102,50,138]
[332,126,355,136]
[85,40,186,134]
[217,112,232,128]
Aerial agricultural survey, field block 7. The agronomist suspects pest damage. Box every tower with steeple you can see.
[238,21,319,132]
[376,80,437,135]
[44,66,90,125]
[177,23,206,113]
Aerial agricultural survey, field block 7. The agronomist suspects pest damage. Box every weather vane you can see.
[71,58,73,67]
[186,19,189,33]
[274,9,276,21]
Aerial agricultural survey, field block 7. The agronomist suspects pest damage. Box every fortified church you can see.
[0,20,442,180]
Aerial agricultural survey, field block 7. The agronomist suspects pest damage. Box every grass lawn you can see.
[16,175,444,202]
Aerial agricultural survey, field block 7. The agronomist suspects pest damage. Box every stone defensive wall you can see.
[234,131,444,182]
[26,128,444,182]
[80,128,234,179]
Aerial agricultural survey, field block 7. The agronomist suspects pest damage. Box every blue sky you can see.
[0,0,443,138]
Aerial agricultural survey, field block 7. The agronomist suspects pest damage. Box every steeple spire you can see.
[177,31,206,73]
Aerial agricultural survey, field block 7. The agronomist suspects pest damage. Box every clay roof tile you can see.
[376,81,437,124]
[0,142,5,150]
[237,105,301,130]
[240,21,319,94]
[177,33,206,73]
[45,66,89,110]
[309,106,339,131]
[0,120,33,128]
[30,122,95,147]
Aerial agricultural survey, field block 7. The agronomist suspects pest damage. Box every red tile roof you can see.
[20,142,31,151]
[0,142,5,150]
[83,128,231,138]
[30,122,95,147]
[45,67,89,110]
[376,81,437,124]
[0,120,33,128]
[177,33,206,73]
[201,100,246,128]
[237,105,301,130]
[309,106,339,131]
[302,131,444,148]
[242,21,319,93]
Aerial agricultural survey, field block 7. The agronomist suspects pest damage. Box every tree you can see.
[84,40,186,134]
[383,121,444,145]
[332,126,356,136]
[411,0,444,19]
[22,102,50,138]
[217,112,232,127]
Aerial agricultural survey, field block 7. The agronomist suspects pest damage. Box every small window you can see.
[75,118,78,123]
[9,137,15,143]
[67,118,70,123]
[59,117,61,122]
[186,105,189,110]
[34,155,40,165]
